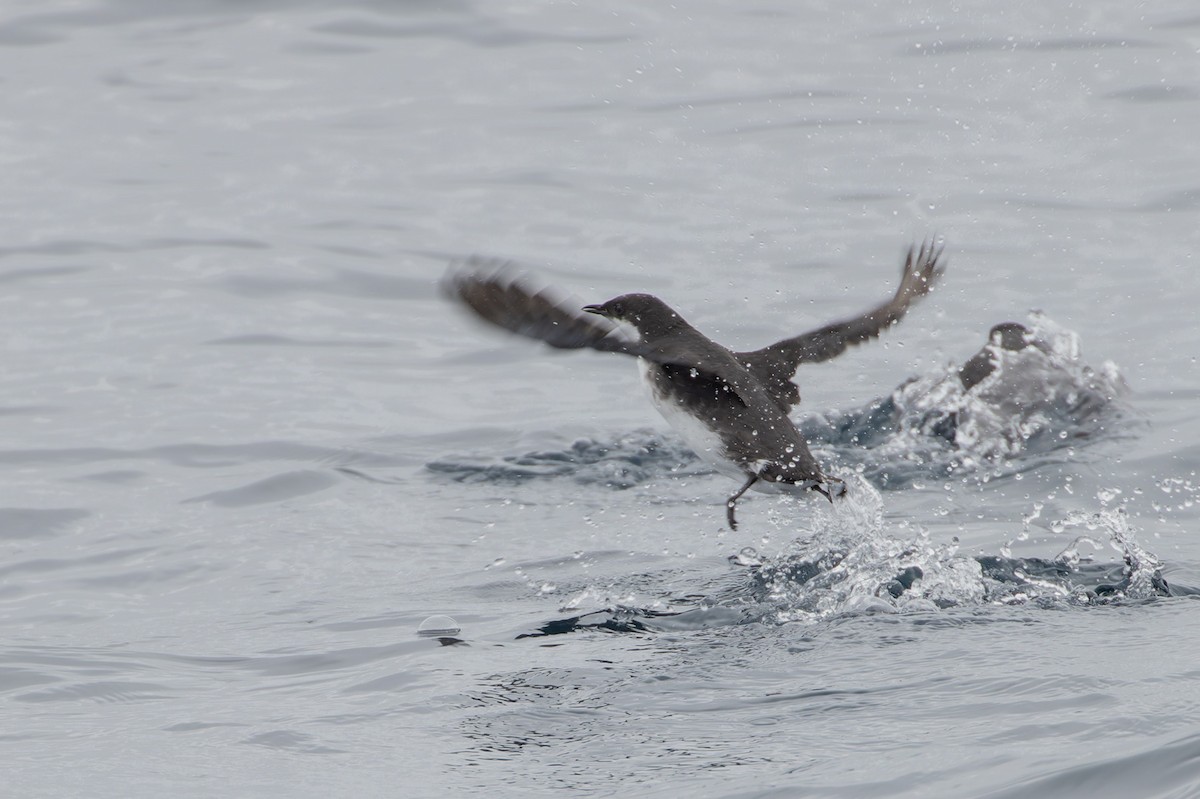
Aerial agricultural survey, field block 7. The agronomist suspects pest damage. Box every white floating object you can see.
[417,615,461,637]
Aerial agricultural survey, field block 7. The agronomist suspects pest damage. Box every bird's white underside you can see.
[637,357,749,483]
[636,357,826,497]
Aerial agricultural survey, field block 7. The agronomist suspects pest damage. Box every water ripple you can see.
[983,729,1200,799]
[17,681,174,704]
[0,508,89,539]
[183,470,338,507]
[428,429,702,489]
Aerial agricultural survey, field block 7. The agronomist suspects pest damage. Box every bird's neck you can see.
[634,313,694,342]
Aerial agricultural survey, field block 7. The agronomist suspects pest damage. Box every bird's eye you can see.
[612,303,625,317]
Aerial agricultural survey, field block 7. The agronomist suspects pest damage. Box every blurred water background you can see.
[3,1,1200,796]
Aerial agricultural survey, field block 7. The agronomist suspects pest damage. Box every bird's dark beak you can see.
[582,304,605,316]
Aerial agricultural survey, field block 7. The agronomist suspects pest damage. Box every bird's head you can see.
[987,322,1035,352]
[582,293,685,339]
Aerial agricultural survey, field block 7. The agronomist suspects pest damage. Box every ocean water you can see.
[3,1,1200,797]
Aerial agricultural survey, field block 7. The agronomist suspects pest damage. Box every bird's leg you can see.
[726,474,759,531]
[811,479,846,503]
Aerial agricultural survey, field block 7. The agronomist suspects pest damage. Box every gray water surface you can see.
[3,1,1200,797]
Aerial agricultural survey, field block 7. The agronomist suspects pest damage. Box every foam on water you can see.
[744,477,988,622]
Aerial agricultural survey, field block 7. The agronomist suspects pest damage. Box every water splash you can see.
[748,476,985,623]
[806,312,1130,488]
[950,312,1128,458]
[1047,505,1168,600]
[1151,475,1200,515]
[509,481,1183,640]
[743,483,1172,624]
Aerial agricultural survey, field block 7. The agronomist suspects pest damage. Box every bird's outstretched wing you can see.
[444,259,767,409]
[444,258,641,355]
[735,240,945,410]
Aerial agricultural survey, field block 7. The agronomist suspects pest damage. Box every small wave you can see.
[426,429,701,489]
[740,479,1180,624]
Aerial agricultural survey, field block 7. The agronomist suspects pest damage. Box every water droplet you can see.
[733,547,761,566]
[418,615,460,636]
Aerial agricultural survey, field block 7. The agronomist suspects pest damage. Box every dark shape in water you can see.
[974,555,1180,599]
[515,609,660,638]
[425,431,697,489]
[957,322,1047,391]
[513,551,1188,641]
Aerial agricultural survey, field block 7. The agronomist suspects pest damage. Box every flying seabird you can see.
[444,241,944,529]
